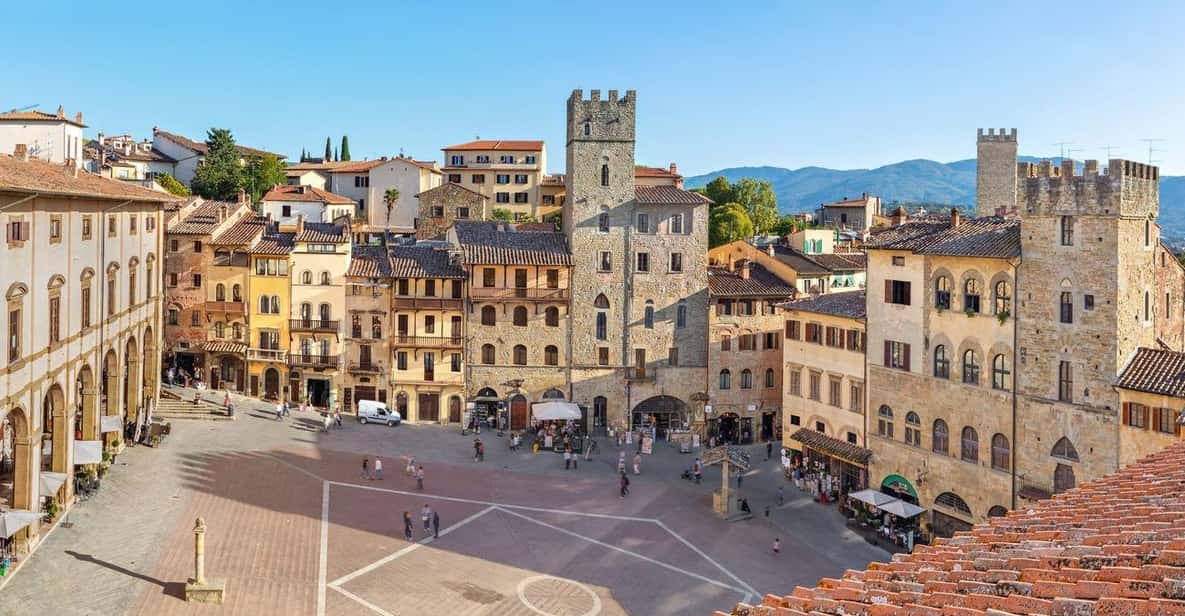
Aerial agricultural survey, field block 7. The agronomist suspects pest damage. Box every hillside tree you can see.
[703,176,734,207]
[191,128,243,201]
[709,202,754,247]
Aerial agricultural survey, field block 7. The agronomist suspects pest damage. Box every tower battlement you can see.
[977,127,1017,143]
[566,88,637,144]
[1017,158,1159,218]
[568,89,637,105]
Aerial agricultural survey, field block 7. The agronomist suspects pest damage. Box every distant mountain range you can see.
[686,159,1185,243]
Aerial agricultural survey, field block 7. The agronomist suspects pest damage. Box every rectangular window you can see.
[885,280,911,305]
[496,192,510,203]
[805,322,822,344]
[636,252,649,272]
[482,268,496,287]
[1060,291,1073,324]
[1060,216,1074,246]
[808,372,821,401]
[457,207,470,219]
[500,156,515,164]
[885,340,910,370]
[1126,403,1149,428]
[451,353,462,372]
[789,370,801,396]
[168,273,177,287]
[496,174,510,184]
[542,195,555,205]
[1084,294,1095,310]
[191,311,200,326]
[598,252,611,272]
[764,332,778,350]
[525,155,536,164]
[546,269,559,288]
[192,274,202,288]
[396,351,407,371]
[48,296,60,344]
[81,287,91,328]
[425,280,436,297]
[1058,360,1073,402]
[598,346,609,366]
[282,205,292,217]
[8,308,20,361]
[431,206,444,217]
[670,214,683,234]
[892,255,905,266]
[636,213,649,233]
[786,320,801,340]
[514,192,529,203]
[450,155,464,166]
[829,377,842,407]
[448,173,462,183]
[1156,407,1177,434]
[424,315,436,334]
[514,174,528,184]
[108,215,117,237]
[129,215,137,235]
[668,347,678,366]
[669,252,683,273]
[397,279,410,295]
[49,216,62,242]
[80,215,92,240]
[849,383,863,412]
[471,174,485,184]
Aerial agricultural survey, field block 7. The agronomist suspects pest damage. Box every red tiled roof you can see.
[154,129,285,159]
[347,245,393,278]
[0,154,179,203]
[783,290,867,319]
[867,216,1021,259]
[717,440,1185,616]
[251,233,295,255]
[634,166,682,179]
[294,222,348,243]
[0,108,87,128]
[1116,347,1185,398]
[454,221,571,266]
[261,184,354,205]
[634,185,712,206]
[169,199,239,235]
[388,245,466,279]
[287,156,439,174]
[441,140,544,152]
[708,264,796,298]
[211,215,268,246]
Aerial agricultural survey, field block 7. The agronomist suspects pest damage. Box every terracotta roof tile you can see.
[0,108,86,127]
[0,154,179,203]
[211,215,268,245]
[153,129,284,159]
[720,440,1185,616]
[388,244,466,279]
[251,232,294,255]
[811,253,867,271]
[1116,347,1185,398]
[767,244,831,275]
[453,220,570,266]
[346,245,393,278]
[784,290,866,319]
[634,165,682,179]
[707,264,796,298]
[288,157,439,174]
[262,184,354,205]
[169,200,240,235]
[867,217,1020,259]
[634,185,712,205]
[294,222,348,243]
[441,140,544,152]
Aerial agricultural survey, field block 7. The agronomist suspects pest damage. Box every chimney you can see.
[296,214,305,233]
[669,162,678,175]
[75,112,84,125]
[13,144,28,162]
[152,126,160,135]
[950,208,961,228]
[97,131,104,144]
[739,259,751,280]
[219,205,228,222]
[237,189,248,205]
[56,105,65,119]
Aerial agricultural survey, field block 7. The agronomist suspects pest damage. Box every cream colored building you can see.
[342,245,394,411]
[0,107,86,169]
[441,140,547,221]
[285,156,442,233]
[289,221,351,408]
[706,259,796,443]
[260,185,355,229]
[0,147,174,553]
[204,214,269,391]
[782,290,869,490]
[1115,348,1185,468]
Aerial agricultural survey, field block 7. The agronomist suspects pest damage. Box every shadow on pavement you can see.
[65,550,187,599]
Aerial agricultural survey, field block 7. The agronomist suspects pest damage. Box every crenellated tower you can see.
[976,128,1018,217]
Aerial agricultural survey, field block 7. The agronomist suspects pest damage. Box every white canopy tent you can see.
[74,441,103,465]
[848,488,898,508]
[0,510,41,538]
[879,498,927,519]
[100,415,122,434]
[531,401,581,421]
[38,472,69,498]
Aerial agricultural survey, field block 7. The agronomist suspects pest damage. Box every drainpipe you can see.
[1010,257,1020,511]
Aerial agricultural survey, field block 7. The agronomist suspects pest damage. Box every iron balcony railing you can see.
[289,318,340,332]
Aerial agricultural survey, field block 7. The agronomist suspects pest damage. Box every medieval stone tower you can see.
[976,128,1018,216]
[1014,158,1160,495]
[565,89,709,430]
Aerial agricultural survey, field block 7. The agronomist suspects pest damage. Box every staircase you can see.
[155,395,234,421]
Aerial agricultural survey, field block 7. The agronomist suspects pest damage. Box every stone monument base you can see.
[185,578,226,604]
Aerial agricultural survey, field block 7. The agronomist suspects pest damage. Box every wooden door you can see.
[449,396,462,423]
[510,395,528,430]
[514,269,528,298]
[635,348,646,378]
[418,393,440,422]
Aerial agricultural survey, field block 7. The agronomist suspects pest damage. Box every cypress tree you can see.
[340,136,351,161]
[333,146,338,162]
[324,137,332,161]
[300,147,307,162]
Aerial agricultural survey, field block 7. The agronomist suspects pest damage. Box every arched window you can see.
[988,505,1009,518]
[481,344,495,364]
[259,296,270,314]
[994,280,1011,315]
[991,433,1010,471]
[962,349,980,384]
[764,368,775,388]
[1051,437,1079,461]
[583,122,591,136]
[544,345,558,366]
[1054,463,1076,493]
[232,284,242,301]
[1060,291,1073,324]
[598,210,609,233]
[964,278,981,313]
[644,301,654,329]
[932,419,949,454]
[214,321,225,338]
[300,302,312,320]
[319,303,331,321]
[740,369,752,389]
[905,412,921,446]
[935,492,972,517]
[935,275,951,309]
[216,283,226,301]
[232,322,242,340]
[513,344,527,365]
[676,301,687,329]
[301,270,312,285]
[933,344,949,378]
[718,369,731,390]
[877,405,894,438]
[320,271,331,285]
[594,294,609,308]
[600,164,609,187]
[992,354,1010,390]
[960,426,978,462]
[481,305,496,326]
[592,396,607,428]
[545,306,559,327]
[595,313,607,340]
[513,306,528,327]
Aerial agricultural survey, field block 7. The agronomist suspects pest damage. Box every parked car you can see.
[358,400,401,426]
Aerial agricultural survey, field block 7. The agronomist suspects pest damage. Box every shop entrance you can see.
[716,413,739,443]
[631,395,688,438]
[509,395,528,430]
[263,368,281,400]
[761,412,776,441]
[448,396,462,423]
[308,378,331,408]
[418,393,440,422]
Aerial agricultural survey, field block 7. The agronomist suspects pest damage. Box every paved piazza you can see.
[0,387,886,616]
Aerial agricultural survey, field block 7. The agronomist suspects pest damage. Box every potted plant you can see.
[996,309,1011,325]
[43,498,60,523]
[965,307,977,318]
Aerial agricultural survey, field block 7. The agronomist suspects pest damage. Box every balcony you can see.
[347,361,385,374]
[205,300,246,316]
[247,348,287,362]
[392,335,463,348]
[290,318,340,333]
[625,367,655,382]
[213,253,249,267]
[469,287,568,302]
[288,354,340,369]
[392,297,464,311]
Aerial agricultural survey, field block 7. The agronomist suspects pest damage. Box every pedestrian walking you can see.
[361,457,370,480]
[572,452,578,471]
[693,458,702,484]
[766,441,773,460]
[322,412,331,432]
[617,451,626,474]
[403,511,413,540]
[563,449,571,469]
[619,472,630,498]
[431,510,440,539]
[416,466,424,490]
[275,401,283,420]
[633,453,641,476]
[421,504,432,533]
[772,537,781,555]
[223,392,231,410]
[282,401,290,417]
[374,457,383,480]
[334,409,342,428]
[477,440,485,462]
[406,456,416,476]
[777,485,784,506]
[473,438,482,462]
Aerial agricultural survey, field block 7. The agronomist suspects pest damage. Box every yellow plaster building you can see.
[246,233,294,400]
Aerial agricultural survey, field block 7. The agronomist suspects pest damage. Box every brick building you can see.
[414,182,487,240]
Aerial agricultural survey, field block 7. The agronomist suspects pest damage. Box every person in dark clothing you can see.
[619,472,630,498]
[403,511,413,540]
[740,498,751,515]
[431,510,440,539]
[766,441,773,460]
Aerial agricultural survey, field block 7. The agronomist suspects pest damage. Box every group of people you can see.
[617,451,643,475]
[402,504,440,541]
[789,456,837,504]
[166,365,202,389]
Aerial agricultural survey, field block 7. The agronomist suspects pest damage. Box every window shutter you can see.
[903,281,911,306]
[1152,407,1161,432]
[1176,412,1182,437]
[903,343,911,371]
[883,341,891,367]
[4,223,10,243]
[785,321,791,339]
[1122,402,1131,426]
[884,280,892,303]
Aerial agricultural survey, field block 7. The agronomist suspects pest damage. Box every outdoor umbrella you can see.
[531,401,581,421]
[38,472,68,498]
[848,488,899,508]
[0,510,41,538]
[879,498,926,519]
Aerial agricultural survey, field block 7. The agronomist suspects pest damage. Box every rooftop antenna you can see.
[1101,145,1122,159]
[1141,138,1165,165]
[5,104,38,113]
[1052,141,1075,160]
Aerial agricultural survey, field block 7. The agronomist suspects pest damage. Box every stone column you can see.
[720,459,730,513]
[185,516,225,603]
[81,386,98,441]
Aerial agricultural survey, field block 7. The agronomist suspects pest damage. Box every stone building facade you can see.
[203,214,269,392]
[415,182,487,240]
[289,221,351,408]
[975,128,1017,217]
[342,245,394,413]
[564,89,712,433]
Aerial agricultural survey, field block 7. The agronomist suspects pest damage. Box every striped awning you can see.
[203,341,247,354]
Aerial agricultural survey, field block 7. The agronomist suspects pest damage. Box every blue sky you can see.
[2,1,1183,175]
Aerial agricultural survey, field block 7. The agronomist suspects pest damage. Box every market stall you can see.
[844,489,927,552]
[531,401,585,453]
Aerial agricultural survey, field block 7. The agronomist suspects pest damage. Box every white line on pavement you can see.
[329,584,398,616]
[328,505,497,588]
[654,519,760,597]
[495,506,750,596]
[317,480,329,616]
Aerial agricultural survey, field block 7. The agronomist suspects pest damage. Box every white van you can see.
[357,400,401,426]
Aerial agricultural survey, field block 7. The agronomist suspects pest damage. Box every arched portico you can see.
[1,407,33,511]
[631,395,690,438]
[142,326,158,406]
[77,364,98,441]
[124,336,140,429]
[42,384,72,501]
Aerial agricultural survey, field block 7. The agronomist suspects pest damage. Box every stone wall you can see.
[1156,243,1185,351]
[975,128,1017,216]
[164,237,210,357]
[416,183,486,240]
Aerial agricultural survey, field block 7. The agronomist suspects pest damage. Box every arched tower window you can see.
[932,419,949,454]
[718,369,731,390]
[600,164,609,187]
[877,405,894,438]
[961,426,979,462]
[644,301,654,329]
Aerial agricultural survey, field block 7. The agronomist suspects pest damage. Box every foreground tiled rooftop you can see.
[1117,347,1185,398]
[453,220,571,266]
[388,244,466,279]
[784,290,866,320]
[0,154,179,203]
[708,264,796,298]
[867,216,1020,259]
[716,439,1185,616]
[262,184,354,205]
[634,184,713,205]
